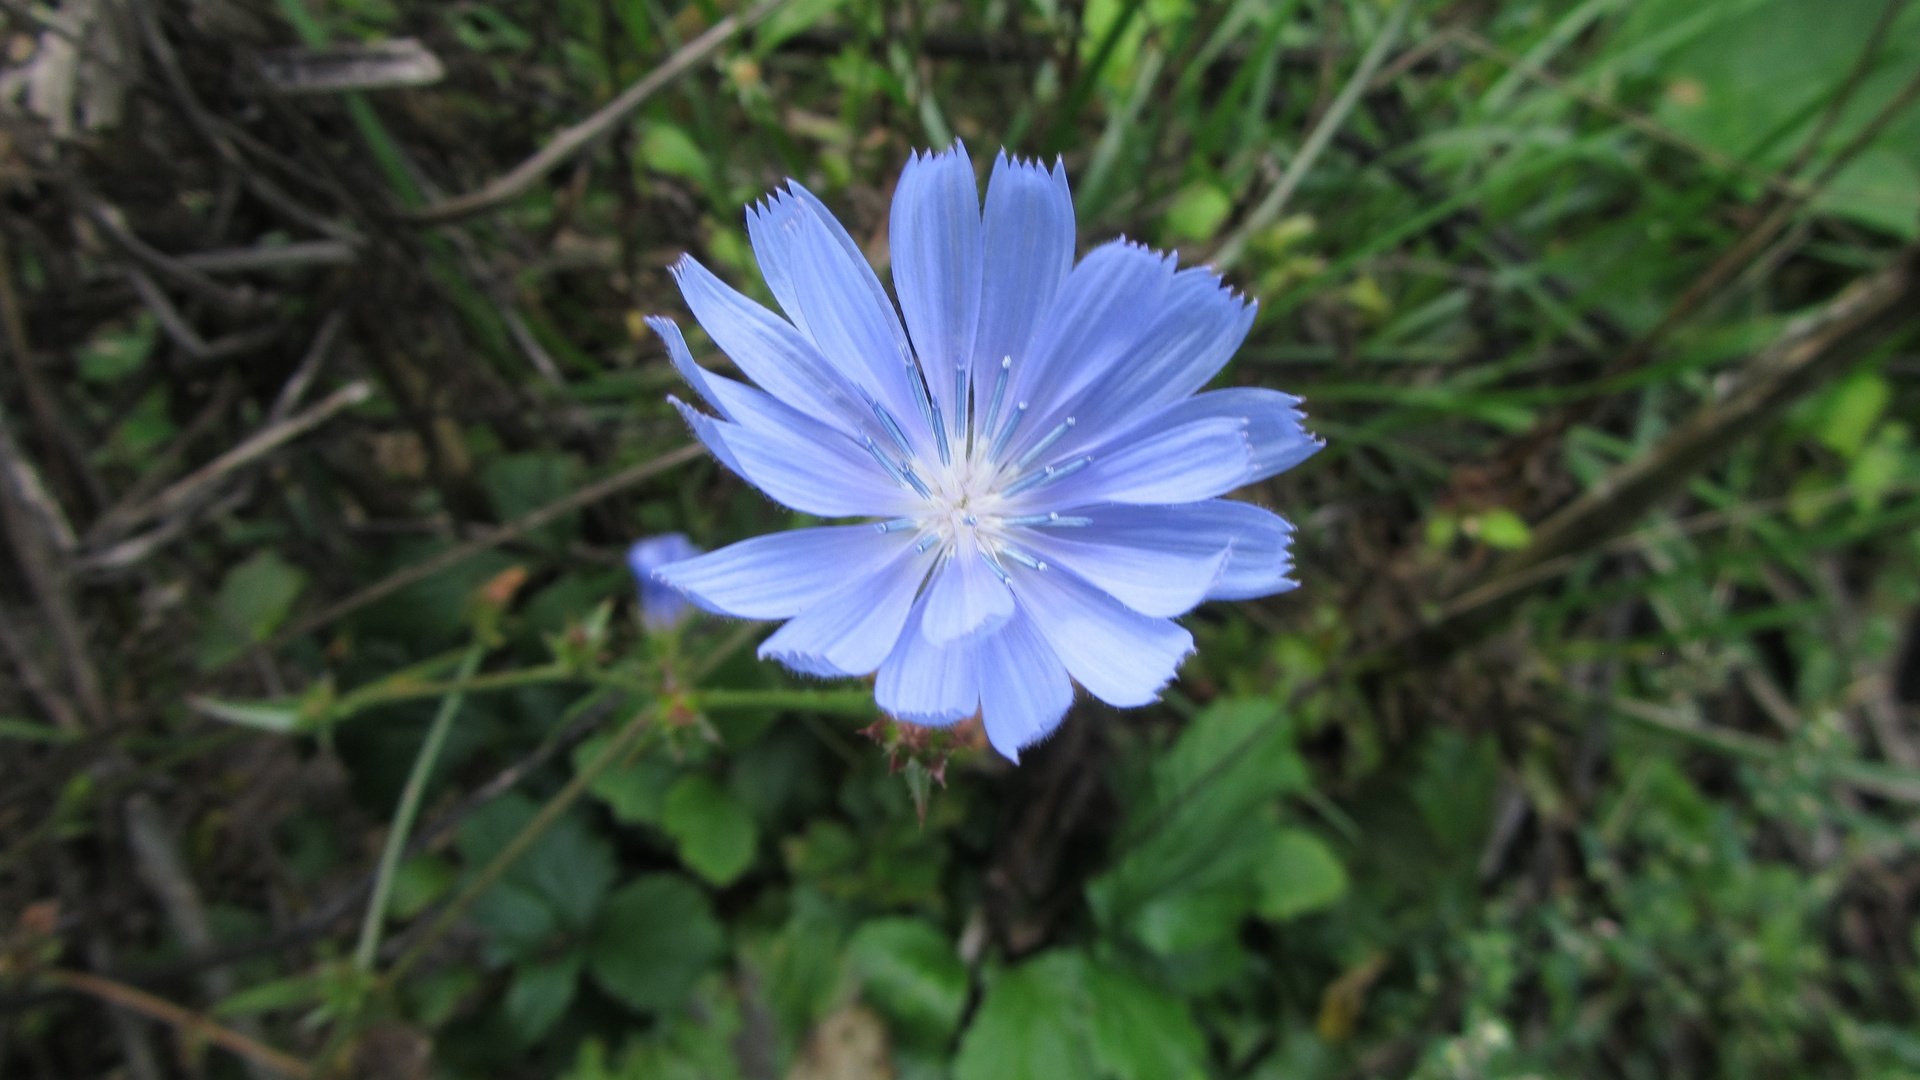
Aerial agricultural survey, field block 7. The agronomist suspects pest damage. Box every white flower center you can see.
[865,355,1092,578]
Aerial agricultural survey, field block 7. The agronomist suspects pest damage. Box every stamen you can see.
[1015,417,1075,470]
[930,396,951,466]
[905,357,936,433]
[1002,512,1092,528]
[1002,546,1048,571]
[981,356,1012,439]
[915,533,943,553]
[864,437,934,499]
[988,401,1029,463]
[864,437,912,489]
[874,517,918,533]
[870,401,913,457]
[1003,454,1092,496]
[897,461,934,499]
[952,363,969,445]
[978,548,1012,584]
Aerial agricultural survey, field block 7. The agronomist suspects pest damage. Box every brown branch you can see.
[402,0,789,225]
[40,968,313,1079]
[261,442,704,652]
[1391,245,1920,668]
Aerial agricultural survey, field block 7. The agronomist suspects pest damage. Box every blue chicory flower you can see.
[626,533,702,632]
[649,143,1321,761]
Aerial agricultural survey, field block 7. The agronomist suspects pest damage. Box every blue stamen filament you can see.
[1003,454,1092,497]
[1014,417,1075,470]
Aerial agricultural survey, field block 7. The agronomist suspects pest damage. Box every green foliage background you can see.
[3,0,1919,1077]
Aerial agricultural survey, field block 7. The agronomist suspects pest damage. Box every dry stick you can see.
[403,0,790,225]
[1402,245,1920,667]
[263,442,703,652]
[84,379,374,553]
[1507,62,1920,461]
[1114,249,1920,862]
[41,969,313,1079]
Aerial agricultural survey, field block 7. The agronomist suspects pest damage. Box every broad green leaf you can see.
[505,954,582,1044]
[1084,963,1208,1080]
[662,775,758,887]
[589,874,724,1013]
[1254,829,1349,922]
[954,952,1093,1080]
[847,917,967,1044]
[458,795,618,952]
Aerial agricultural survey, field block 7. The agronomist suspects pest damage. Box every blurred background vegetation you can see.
[2,0,1919,1076]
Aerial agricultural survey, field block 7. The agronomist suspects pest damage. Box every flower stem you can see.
[353,642,486,972]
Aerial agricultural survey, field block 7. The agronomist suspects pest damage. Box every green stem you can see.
[696,687,879,716]
[332,664,642,717]
[380,700,659,987]
[353,643,486,972]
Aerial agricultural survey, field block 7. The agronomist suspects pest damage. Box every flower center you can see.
[864,356,1093,578]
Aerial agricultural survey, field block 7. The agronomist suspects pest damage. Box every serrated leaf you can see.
[1254,829,1349,922]
[588,874,724,1014]
[575,734,676,826]
[662,775,758,887]
[847,917,966,1044]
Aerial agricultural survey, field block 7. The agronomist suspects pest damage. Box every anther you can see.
[981,356,1012,438]
[915,533,942,553]
[988,401,1029,463]
[874,517,918,533]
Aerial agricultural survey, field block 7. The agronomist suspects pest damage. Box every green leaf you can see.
[1164,182,1232,242]
[847,917,967,1044]
[1471,507,1533,551]
[481,452,582,543]
[189,697,303,734]
[955,953,1093,1080]
[78,314,155,384]
[0,717,79,743]
[458,795,618,956]
[214,972,326,1017]
[575,734,676,826]
[389,854,455,920]
[505,954,582,1044]
[638,122,713,188]
[1084,963,1208,1080]
[588,874,724,1013]
[196,551,309,669]
[1254,829,1349,922]
[1814,371,1891,458]
[662,775,758,887]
